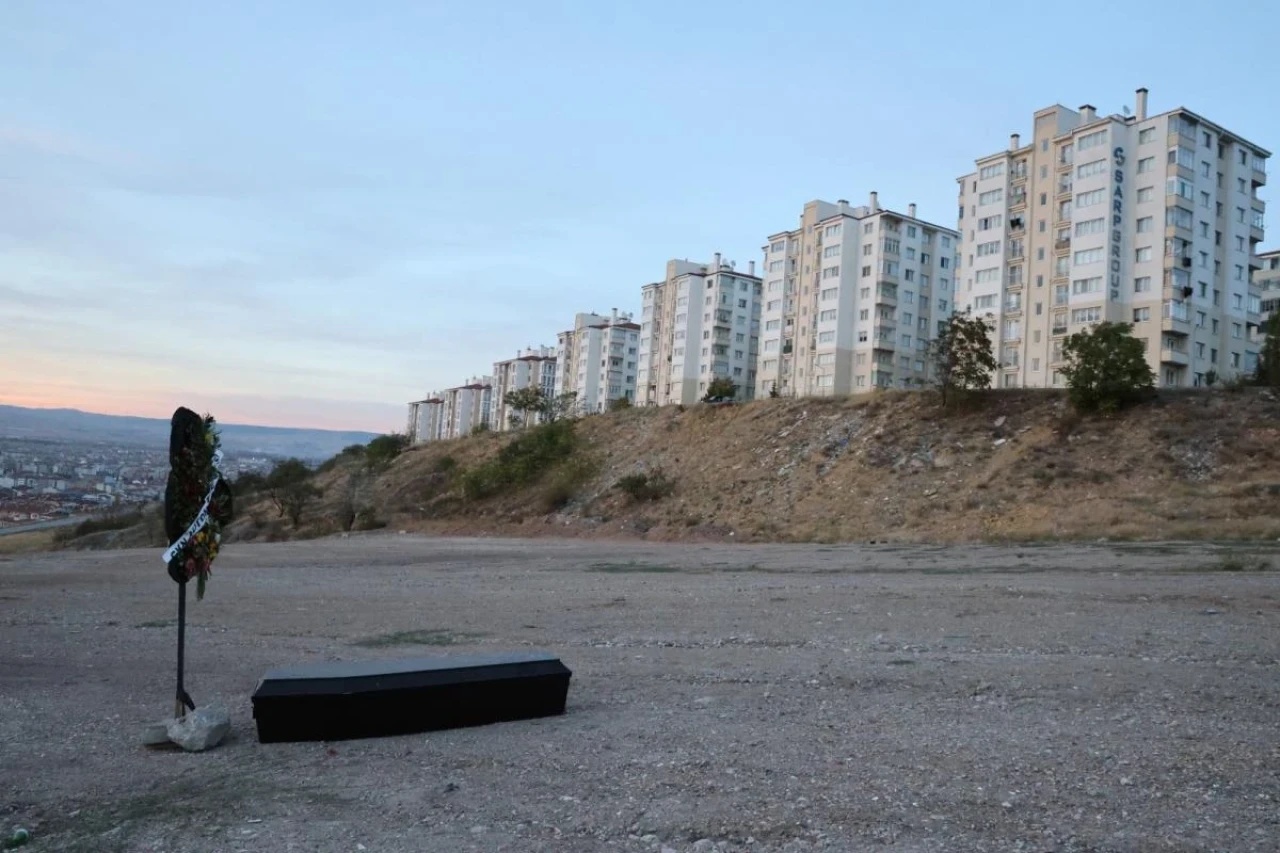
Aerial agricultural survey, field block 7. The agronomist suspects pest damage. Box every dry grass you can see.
[0,529,56,555]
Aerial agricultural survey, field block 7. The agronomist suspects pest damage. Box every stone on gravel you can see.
[166,704,230,752]
[140,720,172,747]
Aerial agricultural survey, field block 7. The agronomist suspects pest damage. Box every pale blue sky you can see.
[2,0,1275,431]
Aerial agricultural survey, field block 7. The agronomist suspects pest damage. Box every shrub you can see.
[1254,313,1280,387]
[365,433,409,467]
[608,396,632,412]
[460,420,579,500]
[703,377,737,402]
[265,458,322,526]
[231,471,268,496]
[432,455,458,474]
[615,469,676,503]
[538,456,599,512]
[1060,321,1155,414]
[55,509,145,544]
[317,443,366,474]
[354,507,387,531]
[470,421,491,436]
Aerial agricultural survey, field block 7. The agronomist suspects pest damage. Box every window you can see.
[763,339,779,352]
[819,309,837,322]
[863,222,874,234]
[1167,178,1194,200]
[1077,158,1108,178]
[815,353,836,367]
[978,189,1004,205]
[765,300,780,312]
[979,162,1005,180]
[1075,189,1106,208]
[822,266,840,279]
[1137,186,1154,203]
[1072,277,1102,294]
[768,260,783,272]
[861,265,872,278]
[862,243,873,256]
[1075,217,1106,236]
[977,240,1001,256]
[883,239,900,254]
[1234,264,1245,281]
[766,280,781,293]
[977,214,1003,231]
[1077,128,1107,151]
[1134,276,1152,293]
[737,299,747,308]
[1137,157,1155,174]
[1139,127,1155,144]
[823,244,841,258]
[974,294,997,309]
[765,319,780,331]
[938,299,948,312]
[1003,319,1021,339]
[820,286,838,301]
[1072,306,1102,324]
[941,235,952,248]
[975,267,1001,284]
[818,331,835,343]
[1136,216,1154,233]
[1133,307,1151,322]
[940,257,951,269]
[1166,207,1193,230]
[1168,146,1195,169]
[1135,247,1153,263]
[882,260,900,276]
[1074,248,1104,265]
[824,223,841,238]
[770,241,785,253]
[1232,323,1242,339]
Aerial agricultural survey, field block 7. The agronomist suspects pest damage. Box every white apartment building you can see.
[1255,249,1280,322]
[554,311,641,414]
[958,88,1268,388]
[756,195,961,397]
[637,254,763,405]
[406,395,445,444]
[438,376,494,438]
[491,346,557,430]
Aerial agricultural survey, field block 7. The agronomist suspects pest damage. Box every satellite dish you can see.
[1122,105,1131,116]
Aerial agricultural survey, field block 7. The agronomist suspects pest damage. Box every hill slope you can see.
[228,388,1280,545]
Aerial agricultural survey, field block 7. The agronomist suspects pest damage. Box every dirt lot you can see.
[2,536,1279,852]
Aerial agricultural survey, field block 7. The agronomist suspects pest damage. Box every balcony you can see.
[1162,304,1191,336]
[1051,323,1068,336]
[1007,245,1025,260]
[1002,356,1020,369]
[1160,346,1190,366]
[1054,236,1071,252]
[1056,181,1073,198]
[1009,191,1027,209]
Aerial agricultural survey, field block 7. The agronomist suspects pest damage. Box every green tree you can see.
[503,387,547,428]
[265,458,322,526]
[928,312,998,406]
[365,433,409,467]
[607,395,632,411]
[544,391,579,422]
[1255,313,1280,387]
[702,377,737,402]
[1060,321,1155,413]
[768,382,780,399]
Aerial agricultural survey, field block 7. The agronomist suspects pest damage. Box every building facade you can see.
[637,254,762,405]
[491,346,557,430]
[439,377,494,438]
[957,88,1268,388]
[1255,249,1280,324]
[756,195,960,398]
[554,311,641,414]
[406,396,445,444]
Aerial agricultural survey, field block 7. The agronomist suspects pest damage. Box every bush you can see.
[354,507,387,531]
[608,396,632,412]
[365,433,409,467]
[1060,321,1155,413]
[317,443,366,474]
[538,456,598,512]
[616,469,675,503]
[703,377,737,402]
[928,312,998,407]
[460,420,579,500]
[55,509,145,544]
[231,471,268,496]
[265,458,322,526]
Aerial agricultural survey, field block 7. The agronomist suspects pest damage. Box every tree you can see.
[607,395,632,411]
[769,382,780,399]
[503,387,547,428]
[928,312,998,406]
[265,458,322,527]
[1255,313,1280,387]
[703,377,737,402]
[544,391,579,422]
[365,433,409,467]
[1060,321,1155,413]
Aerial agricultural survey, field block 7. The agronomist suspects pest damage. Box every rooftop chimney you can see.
[748,259,756,276]
[869,190,879,212]
[908,203,917,218]
[1135,87,1148,121]
[1079,104,1096,122]
[1010,132,1020,151]
[837,198,849,206]
[713,251,721,270]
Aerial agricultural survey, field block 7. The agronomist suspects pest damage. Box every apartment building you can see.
[491,346,557,430]
[958,88,1268,388]
[437,376,494,438]
[637,254,762,405]
[406,396,444,444]
[554,310,641,414]
[756,195,961,398]
[1255,250,1280,322]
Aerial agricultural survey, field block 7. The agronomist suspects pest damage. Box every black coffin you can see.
[251,651,572,743]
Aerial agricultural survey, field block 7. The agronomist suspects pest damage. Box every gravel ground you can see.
[2,536,1279,852]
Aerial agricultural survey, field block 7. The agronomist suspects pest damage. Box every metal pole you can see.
[175,579,194,717]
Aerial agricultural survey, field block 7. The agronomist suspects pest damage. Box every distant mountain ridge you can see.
[0,405,380,460]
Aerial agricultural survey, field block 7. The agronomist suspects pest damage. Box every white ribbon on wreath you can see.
[161,449,225,564]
